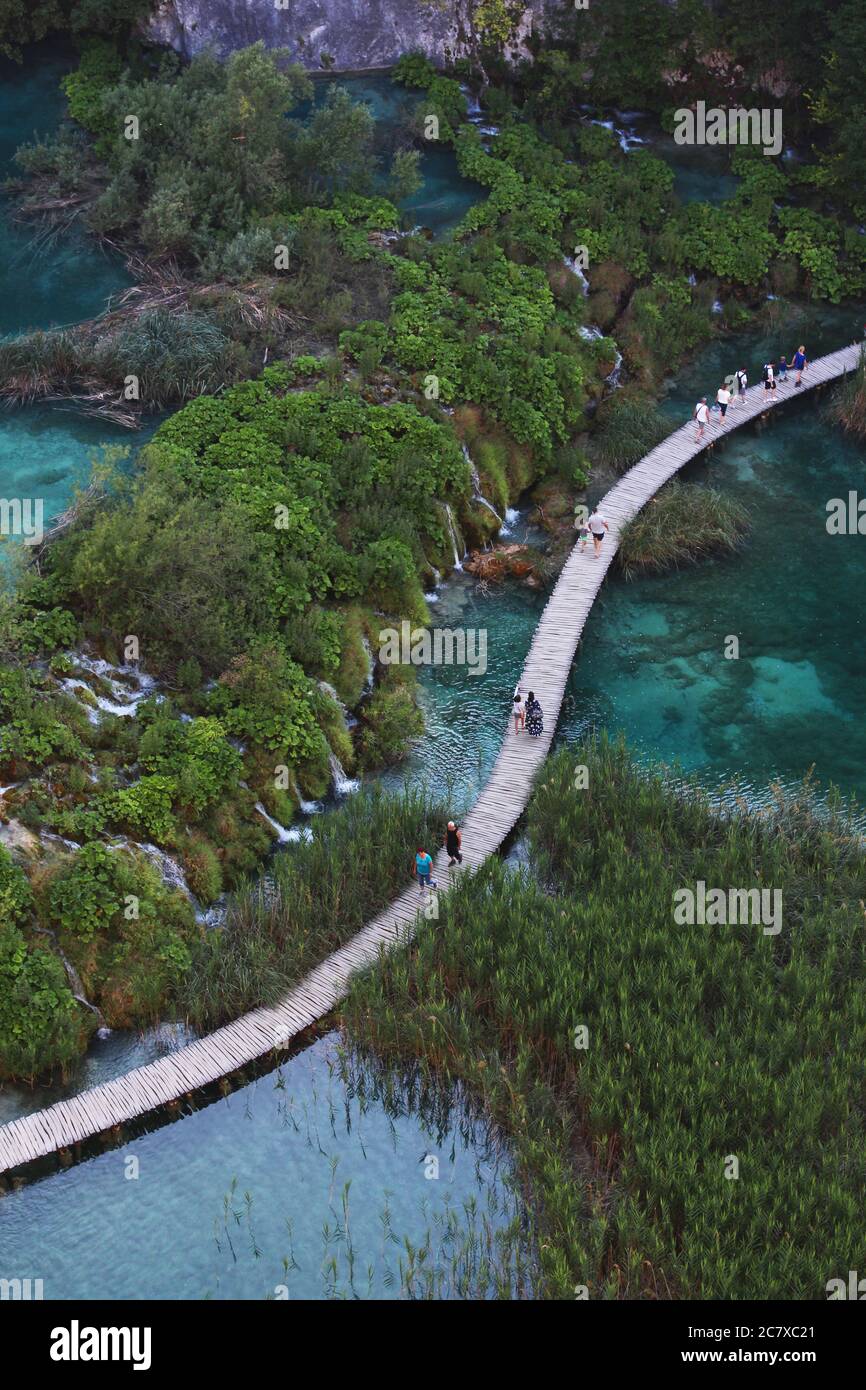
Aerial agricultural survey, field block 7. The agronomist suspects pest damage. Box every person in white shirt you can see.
[587,509,609,557]
[735,368,747,401]
[716,383,731,425]
[694,397,710,440]
[512,685,525,734]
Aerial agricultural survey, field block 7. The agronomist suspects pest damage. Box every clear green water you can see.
[0,44,131,334]
[301,74,483,236]
[0,406,160,579]
[639,127,740,205]
[0,44,140,564]
[0,1033,519,1299]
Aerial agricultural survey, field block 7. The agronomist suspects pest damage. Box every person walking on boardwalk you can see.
[735,368,748,402]
[588,507,609,557]
[778,354,788,383]
[694,396,710,440]
[790,345,808,387]
[525,691,544,738]
[445,821,463,865]
[414,846,435,896]
[763,361,776,393]
[513,686,526,734]
[716,382,731,425]
[574,507,590,552]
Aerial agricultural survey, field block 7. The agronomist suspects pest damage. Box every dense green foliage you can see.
[344,737,866,1298]
[48,376,468,677]
[0,0,154,61]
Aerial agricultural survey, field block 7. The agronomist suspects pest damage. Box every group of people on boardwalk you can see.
[574,507,610,557]
[413,681,547,895]
[413,820,463,896]
[693,345,808,440]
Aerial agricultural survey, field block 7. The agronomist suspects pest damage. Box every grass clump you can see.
[589,394,674,474]
[343,735,866,1299]
[617,480,751,578]
[826,347,866,438]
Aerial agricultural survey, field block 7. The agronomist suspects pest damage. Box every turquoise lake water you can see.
[0,44,139,572]
[302,73,483,236]
[0,44,131,334]
[0,1032,521,1299]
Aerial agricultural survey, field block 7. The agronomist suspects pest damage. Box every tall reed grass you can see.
[617,480,751,578]
[826,346,866,438]
[181,786,446,1029]
[343,735,866,1298]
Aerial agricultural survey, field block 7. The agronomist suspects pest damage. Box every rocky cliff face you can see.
[145,0,552,69]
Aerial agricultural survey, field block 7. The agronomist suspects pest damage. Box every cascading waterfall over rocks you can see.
[254,802,310,843]
[463,444,503,525]
[329,751,359,796]
[441,501,465,571]
[564,255,590,296]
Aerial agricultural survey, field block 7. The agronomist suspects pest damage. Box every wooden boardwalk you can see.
[0,343,859,1176]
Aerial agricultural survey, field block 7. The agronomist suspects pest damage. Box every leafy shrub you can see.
[49,842,122,940]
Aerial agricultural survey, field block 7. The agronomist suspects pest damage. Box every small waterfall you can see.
[60,652,160,721]
[35,926,110,1036]
[442,502,465,571]
[564,257,590,296]
[317,679,350,723]
[459,83,482,119]
[579,325,622,388]
[329,751,359,796]
[589,116,645,152]
[361,635,375,694]
[254,802,298,844]
[41,830,81,853]
[197,898,228,929]
[463,444,503,526]
[106,837,195,901]
[499,508,521,537]
[57,677,101,725]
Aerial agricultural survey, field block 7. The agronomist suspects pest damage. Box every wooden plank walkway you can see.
[0,342,860,1176]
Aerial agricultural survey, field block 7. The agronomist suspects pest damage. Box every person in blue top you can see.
[414,846,435,895]
[790,345,808,387]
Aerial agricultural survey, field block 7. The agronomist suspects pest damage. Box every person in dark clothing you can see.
[445,821,463,865]
[525,691,544,737]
